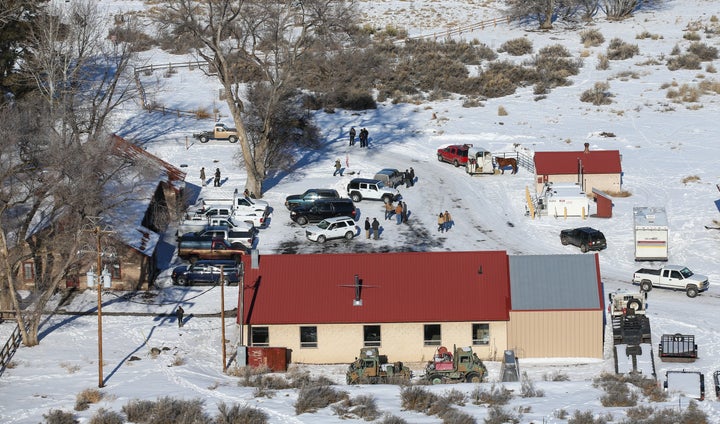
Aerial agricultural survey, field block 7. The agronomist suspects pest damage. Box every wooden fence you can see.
[402,16,514,43]
[133,61,216,118]
[0,317,23,379]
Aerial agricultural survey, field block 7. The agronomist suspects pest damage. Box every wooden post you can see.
[220,266,226,372]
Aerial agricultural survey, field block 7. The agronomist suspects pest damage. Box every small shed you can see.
[634,207,668,261]
[592,188,613,218]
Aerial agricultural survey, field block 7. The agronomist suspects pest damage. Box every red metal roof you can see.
[534,150,622,175]
[239,251,511,325]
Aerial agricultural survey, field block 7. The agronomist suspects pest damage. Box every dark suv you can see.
[290,198,356,226]
[560,227,607,252]
[171,259,240,286]
[285,189,340,210]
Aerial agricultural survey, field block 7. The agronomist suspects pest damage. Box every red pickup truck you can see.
[437,144,471,167]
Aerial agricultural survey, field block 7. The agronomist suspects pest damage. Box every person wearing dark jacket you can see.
[371,218,380,240]
[364,217,371,239]
[176,306,184,328]
[349,127,356,146]
[214,168,221,187]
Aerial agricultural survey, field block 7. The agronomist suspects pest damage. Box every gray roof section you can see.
[509,254,601,310]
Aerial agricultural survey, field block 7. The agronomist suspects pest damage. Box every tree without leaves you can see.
[0,0,144,346]
[505,0,587,29]
[21,0,138,143]
[154,0,355,197]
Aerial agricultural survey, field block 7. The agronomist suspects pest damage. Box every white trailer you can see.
[465,146,495,175]
[539,183,590,218]
[634,206,668,261]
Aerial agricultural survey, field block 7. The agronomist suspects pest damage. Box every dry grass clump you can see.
[688,42,719,61]
[531,44,582,89]
[699,79,720,94]
[484,405,520,424]
[75,388,103,411]
[581,29,605,47]
[666,84,701,102]
[332,394,380,421]
[497,105,508,116]
[682,175,701,184]
[400,386,439,412]
[499,37,533,55]
[194,108,211,119]
[60,362,81,374]
[470,383,513,406]
[683,31,702,41]
[580,82,613,105]
[295,384,348,415]
[596,53,609,70]
[89,408,124,424]
[624,401,707,423]
[607,38,640,60]
[122,397,210,424]
[667,53,701,70]
[568,409,609,424]
[43,410,77,424]
[593,373,638,407]
[520,372,545,397]
[215,402,268,424]
[636,31,662,40]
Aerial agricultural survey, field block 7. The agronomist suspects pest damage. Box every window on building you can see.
[424,324,441,346]
[363,325,381,347]
[22,261,34,281]
[251,327,269,347]
[300,326,317,348]
[472,323,490,345]
[109,262,122,279]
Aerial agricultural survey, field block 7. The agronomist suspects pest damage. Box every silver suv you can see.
[346,178,400,203]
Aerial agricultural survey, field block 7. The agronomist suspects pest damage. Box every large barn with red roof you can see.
[237,251,604,364]
[534,143,623,194]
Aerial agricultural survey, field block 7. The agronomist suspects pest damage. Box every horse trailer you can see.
[634,207,668,261]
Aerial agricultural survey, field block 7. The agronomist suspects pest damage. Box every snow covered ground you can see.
[3,0,720,422]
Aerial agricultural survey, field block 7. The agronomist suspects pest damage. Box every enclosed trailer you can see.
[539,183,590,218]
[634,207,668,261]
[465,146,495,175]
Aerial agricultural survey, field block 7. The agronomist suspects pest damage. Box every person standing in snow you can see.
[333,159,342,176]
[404,169,411,188]
[443,210,452,231]
[349,127,356,146]
[214,168,221,187]
[200,167,206,186]
[395,203,403,225]
[364,217,371,239]
[438,213,445,233]
[409,167,415,186]
[402,201,408,223]
[176,306,184,328]
[384,200,394,220]
[371,218,380,240]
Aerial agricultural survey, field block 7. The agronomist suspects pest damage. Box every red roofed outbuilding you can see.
[534,143,622,194]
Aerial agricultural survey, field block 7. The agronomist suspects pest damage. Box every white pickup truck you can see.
[632,265,709,298]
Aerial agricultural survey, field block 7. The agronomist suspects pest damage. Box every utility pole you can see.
[220,266,226,372]
[81,218,114,388]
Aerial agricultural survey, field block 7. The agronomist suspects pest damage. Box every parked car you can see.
[186,224,256,250]
[346,178,399,203]
[285,189,340,210]
[437,144,471,167]
[373,169,405,188]
[290,198,356,226]
[177,236,245,263]
[171,260,240,286]
[305,216,359,243]
[633,265,709,298]
[560,227,607,252]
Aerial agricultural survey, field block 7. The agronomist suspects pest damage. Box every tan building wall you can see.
[507,310,603,359]
[535,173,621,194]
[245,321,508,364]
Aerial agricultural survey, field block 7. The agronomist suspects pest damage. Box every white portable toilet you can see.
[634,206,668,261]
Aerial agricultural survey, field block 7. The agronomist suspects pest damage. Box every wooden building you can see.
[534,143,622,195]
[237,251,604,364]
